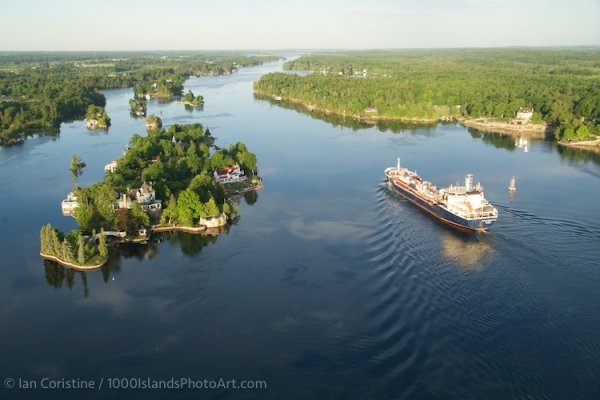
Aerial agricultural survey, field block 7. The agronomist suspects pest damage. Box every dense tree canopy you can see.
[0,52,280,144]
[70,123,256,232]
[255,49,599,141]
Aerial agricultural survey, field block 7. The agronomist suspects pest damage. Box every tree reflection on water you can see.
[42,227,229,294]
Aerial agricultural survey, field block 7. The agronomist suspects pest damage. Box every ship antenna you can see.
[397,157,401,171]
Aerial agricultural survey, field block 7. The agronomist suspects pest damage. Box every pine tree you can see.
[45,224,53,254]
[40,226,46,254]
[204,197,220,217]
[78,234,85,264]
[99,229,108,259]
[51,228,61,257]
[161,195,178,224]
[61,241,73,263]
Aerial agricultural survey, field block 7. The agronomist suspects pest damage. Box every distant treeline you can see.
[0,52,280,144]
[254,49,599,141]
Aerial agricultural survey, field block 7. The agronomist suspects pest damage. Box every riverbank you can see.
[225,180,264,195]
[557,137,600,153]
[152,225,209,233]
[255,92,562,139]
[460,118,550,138]
[255,92,438,124]
[40,252,108,270]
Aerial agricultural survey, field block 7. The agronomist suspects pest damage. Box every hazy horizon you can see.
[1,45,599,54]
[1,0,599,51]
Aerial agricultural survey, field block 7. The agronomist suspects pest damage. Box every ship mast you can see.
[397,157,401,171]
[465,174,473,191]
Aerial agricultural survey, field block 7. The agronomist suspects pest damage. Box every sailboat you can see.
[508,176,517,192]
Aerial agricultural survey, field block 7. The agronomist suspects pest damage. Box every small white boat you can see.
[61,192,79,211]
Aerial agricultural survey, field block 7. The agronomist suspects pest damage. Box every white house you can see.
[199,213,228,228]
[117,182,162,211]
[214,165,247,184]
[104,160,118,173]
[61,192,79,213]
[516,107,534,121]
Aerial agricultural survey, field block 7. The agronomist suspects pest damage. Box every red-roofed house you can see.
[214,164,246,184]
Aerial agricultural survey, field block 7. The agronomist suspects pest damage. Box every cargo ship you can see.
[385,158,498,232]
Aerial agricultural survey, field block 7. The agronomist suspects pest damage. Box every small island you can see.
[178,90,204,106]
[44,123,262,268]
[129,98,147,117]
[145,114,162,130]
[85,105,111,130]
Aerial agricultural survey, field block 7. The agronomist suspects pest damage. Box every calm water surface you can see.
[1,59,599,400]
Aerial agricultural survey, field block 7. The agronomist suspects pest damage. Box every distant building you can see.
[104,160,118,173]
[85,119,99,129]
[214,165,247,184]
[516,107,534,121]
[117,182,162,211]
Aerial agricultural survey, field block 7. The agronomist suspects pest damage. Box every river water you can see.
[1,59,599,400]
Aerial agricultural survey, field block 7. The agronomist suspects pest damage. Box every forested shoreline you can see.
[255,49,599,142]
[0,52,280,144]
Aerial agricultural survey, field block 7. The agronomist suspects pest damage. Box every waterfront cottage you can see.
[214,165,247,184]
[117,182,162,211]
[61,192,79,215]
[516,107,534,121]
[199,213,228,228]
[104,160,118,173]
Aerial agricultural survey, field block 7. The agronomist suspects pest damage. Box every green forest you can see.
[71,122,258,234]
[0,52,280,144]
[254,49,599,142]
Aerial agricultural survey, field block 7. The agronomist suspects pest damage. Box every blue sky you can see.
[1,0,598,50]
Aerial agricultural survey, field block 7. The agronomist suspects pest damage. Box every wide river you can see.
[1,59,599,400]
